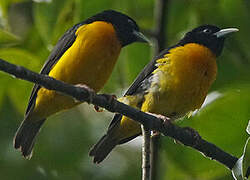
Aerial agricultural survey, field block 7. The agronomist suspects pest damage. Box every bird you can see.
[13,9,150,159]
[89,25,238,163]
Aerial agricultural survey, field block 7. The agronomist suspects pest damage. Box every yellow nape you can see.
[33,21,122,119]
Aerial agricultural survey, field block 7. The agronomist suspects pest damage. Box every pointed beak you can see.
[133,30,151,44]
[214,28,239,38]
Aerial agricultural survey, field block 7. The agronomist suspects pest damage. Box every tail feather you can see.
[13,117,45,159]
[89,134,119,164]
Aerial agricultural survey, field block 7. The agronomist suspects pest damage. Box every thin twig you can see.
[150,135,161,180]
[153,0,168,54]
[151,0,169,179]
[141,125,151,180]
[0,58,244,171]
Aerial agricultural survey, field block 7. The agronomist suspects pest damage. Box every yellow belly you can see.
[118,43,217,140]
[142,43,217,118]
[33,21,121,118]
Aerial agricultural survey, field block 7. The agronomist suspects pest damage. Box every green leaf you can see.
[162,85,250,179]
[243,137,250,179]
[232,120,250,180]
[0,48,42,112]
[50,0,76,44]
[74,0,114,21]
[242,138,250,179]
[33,0,69,45]
[0,85,5,109]
[232,137,250,180]
[232,156,244,180]
[0,0,31,18]
[247,121,250,135]
[0,29,20,46]
[0,48,41,68]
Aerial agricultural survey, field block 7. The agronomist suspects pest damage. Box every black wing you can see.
[125,46,176,96]
[25,23,83,116]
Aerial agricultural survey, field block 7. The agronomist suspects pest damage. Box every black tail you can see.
[89,113,141,163]
[89,133,120,164]
[13,117,45,159]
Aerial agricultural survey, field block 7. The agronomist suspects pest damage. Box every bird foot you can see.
[74,84,95,103]
[146,112,170,122]
[94,94,117,112]
[152,130,161,137]
[146,112,170,137]
[94,105,103,112]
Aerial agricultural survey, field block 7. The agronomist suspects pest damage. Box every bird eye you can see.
[203,28,212,34]
[128,19,134,25]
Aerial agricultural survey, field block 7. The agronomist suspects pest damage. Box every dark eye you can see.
[127,19,134,26]
[203,28,212,34]
[127,19,138,30]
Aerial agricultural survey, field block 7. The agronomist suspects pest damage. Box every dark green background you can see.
[0,0,249,179]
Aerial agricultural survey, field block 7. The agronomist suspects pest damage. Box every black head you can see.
[84,10,150,47]
[179,25,238,57]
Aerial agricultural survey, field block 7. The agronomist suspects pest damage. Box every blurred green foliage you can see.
[0,0,249,179]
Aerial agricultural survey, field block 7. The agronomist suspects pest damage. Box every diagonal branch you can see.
[0,58,242,170]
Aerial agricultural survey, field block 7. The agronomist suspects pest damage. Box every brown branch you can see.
[0,58,241,171]
[141,125,151,180]
[150,135,161,180]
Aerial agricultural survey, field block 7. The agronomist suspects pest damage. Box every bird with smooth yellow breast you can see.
[14,10,150,158]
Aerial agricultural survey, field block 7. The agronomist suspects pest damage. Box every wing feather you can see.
[25,23,83,116]
[108,45,180,142]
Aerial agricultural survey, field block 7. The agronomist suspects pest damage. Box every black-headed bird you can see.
[14,10,150,158]
[89,25,238,163]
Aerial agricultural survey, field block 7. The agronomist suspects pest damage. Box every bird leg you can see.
[145,112,171,137]
[94,105,103,112]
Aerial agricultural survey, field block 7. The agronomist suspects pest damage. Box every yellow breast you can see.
[142,43,217,118]
[48,21,122,91]
[112,43,218,142]
[34,21,122,118]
